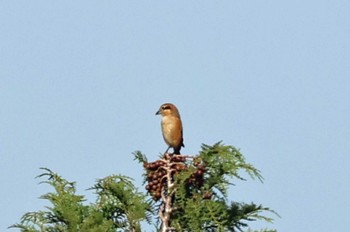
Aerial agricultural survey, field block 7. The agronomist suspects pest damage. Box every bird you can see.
[155,103,184,154]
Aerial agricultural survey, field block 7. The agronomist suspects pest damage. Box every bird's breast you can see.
[161,116,182,146]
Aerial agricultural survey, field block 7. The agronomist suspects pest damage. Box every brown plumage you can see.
[155,103,184,154]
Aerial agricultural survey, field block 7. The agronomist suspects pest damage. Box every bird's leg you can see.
[164,146,171,155]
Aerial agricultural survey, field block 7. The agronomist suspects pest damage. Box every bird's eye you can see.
[162,105,171,110]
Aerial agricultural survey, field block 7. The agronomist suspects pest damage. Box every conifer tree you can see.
[11,142,278,232]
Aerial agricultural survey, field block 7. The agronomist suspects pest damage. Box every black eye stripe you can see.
[162,105,171,110]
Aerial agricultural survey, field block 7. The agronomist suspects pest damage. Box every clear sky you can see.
[1,1,349,231]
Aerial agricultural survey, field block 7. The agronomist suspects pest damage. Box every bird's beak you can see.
[155,110,161,115]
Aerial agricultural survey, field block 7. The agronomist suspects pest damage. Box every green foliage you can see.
[199,142,263,198]
[168,142,278,231]
[10,168,151,232]
[90,175,153,231]
[12,142,278,232]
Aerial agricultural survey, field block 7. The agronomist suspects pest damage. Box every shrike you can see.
[156,103,184,154]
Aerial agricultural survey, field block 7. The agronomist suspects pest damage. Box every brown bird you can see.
[155,103,184,154]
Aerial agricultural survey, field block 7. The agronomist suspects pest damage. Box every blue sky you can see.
[1,1,349,231]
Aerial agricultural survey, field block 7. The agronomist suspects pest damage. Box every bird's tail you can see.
[173,140,184,155]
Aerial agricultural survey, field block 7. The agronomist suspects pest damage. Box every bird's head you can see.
[156,103,180,117]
